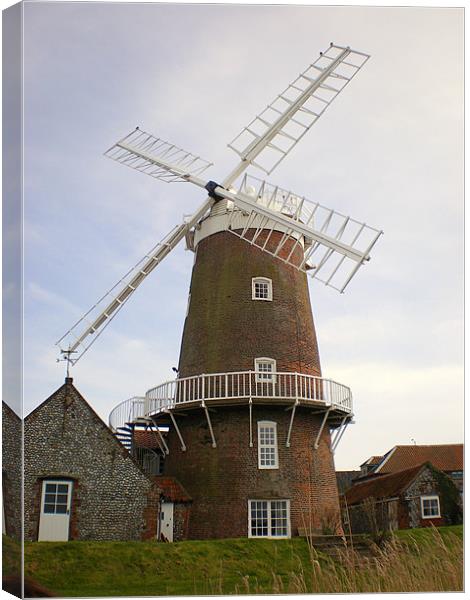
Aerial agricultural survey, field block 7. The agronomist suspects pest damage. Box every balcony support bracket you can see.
[202,401,217,448]
[286,400,299,447]
[167,410,186,452]
[331,415,351,453]
[150,417,170,455]
[249,399,253,447]
[314,408,331,450]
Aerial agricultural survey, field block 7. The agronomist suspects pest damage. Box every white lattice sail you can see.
[228,44,369,175]
[225,174,382,293]
[104,128,213,183]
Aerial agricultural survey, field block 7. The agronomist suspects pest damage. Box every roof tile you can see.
[376,444,463,473]
[345,464,427,505]
[155,476,192,503]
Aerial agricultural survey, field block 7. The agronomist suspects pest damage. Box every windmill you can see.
[57,43,382,540]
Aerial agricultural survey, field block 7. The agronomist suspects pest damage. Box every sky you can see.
[10,2,464,470]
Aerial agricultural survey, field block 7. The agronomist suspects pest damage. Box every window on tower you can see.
[248,499,290,537]
[252,277,273,301]
[255,357,277,383]
[257,420,278,469]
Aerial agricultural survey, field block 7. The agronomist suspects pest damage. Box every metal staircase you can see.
[115,423,135,450]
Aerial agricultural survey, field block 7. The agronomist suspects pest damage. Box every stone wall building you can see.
[363,444,464,491]
[24,378,161,541]
[344,462,462,534]
[2,401,22,541]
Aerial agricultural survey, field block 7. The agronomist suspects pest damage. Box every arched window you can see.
[252,277,273,301]
[255,357,277,383]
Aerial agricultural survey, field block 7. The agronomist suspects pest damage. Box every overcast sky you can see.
[16,2,463,470]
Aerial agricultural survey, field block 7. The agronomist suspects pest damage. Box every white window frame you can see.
[252,277,273,301]
[255,357,277,383]
[420,495,441,519]
[248,499,291,538]
[257,420,279,469]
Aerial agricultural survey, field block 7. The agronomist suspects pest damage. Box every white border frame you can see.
[247,499,291,538]
[420,495,441,519]
[252,277,273,301]
[255,357,277,383]
[257,420,279,469]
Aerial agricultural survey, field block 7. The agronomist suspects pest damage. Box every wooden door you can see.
[38,480,72,541]
[160,501,174,542]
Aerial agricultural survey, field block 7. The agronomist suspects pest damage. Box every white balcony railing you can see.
[109,371,352,432]
[109,396,145,433]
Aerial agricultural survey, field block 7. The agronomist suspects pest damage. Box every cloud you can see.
[17,4,463,472]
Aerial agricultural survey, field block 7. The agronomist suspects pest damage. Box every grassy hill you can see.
[3,526,463,596]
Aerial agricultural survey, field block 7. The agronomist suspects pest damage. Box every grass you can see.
[2,535,21,578]
[3,525,463,596]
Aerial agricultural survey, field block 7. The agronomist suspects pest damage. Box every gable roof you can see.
[375,444,463,474]
[345,464,427,505]
[155,477,191,503]
[134,429,165,449]
[360,455,383,467]
[336,471,361,494]
[25,378,157,483]
[2,401,21,422]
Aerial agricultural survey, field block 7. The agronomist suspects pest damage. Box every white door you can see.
[38,480,73,541]
[160,501,174,542]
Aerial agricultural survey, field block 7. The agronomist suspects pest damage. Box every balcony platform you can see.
[109,371,353,434]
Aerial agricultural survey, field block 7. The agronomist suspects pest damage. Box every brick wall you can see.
[178,230,321,378]
[24,380,160,541]
[2,402,22,541]
[173,503,191,541]
[164,405,341,539]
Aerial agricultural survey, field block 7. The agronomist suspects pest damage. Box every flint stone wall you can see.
[24,379,160,541]
[2,402,22,540]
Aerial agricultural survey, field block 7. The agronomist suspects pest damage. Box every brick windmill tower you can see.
[58,43,382,540]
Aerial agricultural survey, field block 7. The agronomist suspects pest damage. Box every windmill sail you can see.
[225,175,383,293]
[56,211,212,363]
[105,128,213,182]
[227,43,370,175]
[103,133,382,293]
[59,43,379,364]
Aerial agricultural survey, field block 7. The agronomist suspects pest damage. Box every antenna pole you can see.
[57,347,77,378]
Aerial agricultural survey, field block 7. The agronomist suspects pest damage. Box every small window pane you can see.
[421,496,440,518]
[258,422,278,469]
[249,500,289,538]
[55,505,67,514]
[44,504,56,514]
[45,483,56,493]
[44,494,56,504]
[57,484,68,494]
[56,494,68,505]
[252,278,272,301]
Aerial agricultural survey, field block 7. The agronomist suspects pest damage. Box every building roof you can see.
[133,430,163,449]
[360,455,383,467]
[2,401,21,422]
[375,444,463,474]
[25,377,159,485]
[155,477,192,503]
[336,471,361,494]
[345,464,427,506]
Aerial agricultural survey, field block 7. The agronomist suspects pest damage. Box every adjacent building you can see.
[23,378,161,542]
[344,462,462,533]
